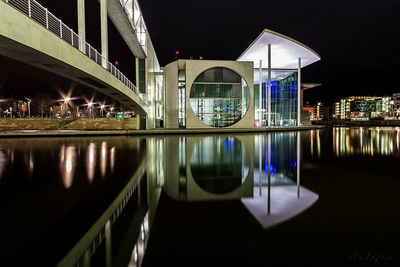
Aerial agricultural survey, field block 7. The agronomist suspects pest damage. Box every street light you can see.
[100,105,105,117]
[64,97,71,117]
[88,102,94,118]
[25,98,31,118]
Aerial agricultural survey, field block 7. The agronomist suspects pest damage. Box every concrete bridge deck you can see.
[0,0,149,115]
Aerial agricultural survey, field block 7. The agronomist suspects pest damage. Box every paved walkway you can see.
[0,126,324,138]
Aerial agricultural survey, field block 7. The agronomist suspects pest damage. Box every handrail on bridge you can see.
[2,0,147,105]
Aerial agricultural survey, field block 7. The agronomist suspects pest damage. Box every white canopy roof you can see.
[237,29,321,69]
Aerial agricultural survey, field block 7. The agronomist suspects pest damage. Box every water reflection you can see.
[0,150,6,179]
[0,137,148,266]
[163,133,318,229]
[60,145,76,188]
[101,142,107,178]
[306,127,400,158]
[241,133,318,228]
[0,132,320,266]
[190,137,250,194]
[334,127,400,156]
[86,143,96,182]
[128,214,150,267]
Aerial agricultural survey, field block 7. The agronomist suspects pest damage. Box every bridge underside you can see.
[0,1,148,115]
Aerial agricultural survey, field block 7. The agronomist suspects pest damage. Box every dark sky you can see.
[8,0,400,105]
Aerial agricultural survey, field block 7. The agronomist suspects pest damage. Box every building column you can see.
[77,0,85,52]
[267,44,272,127]
[297,58,302,126]
[259,60,262,126]
[100,0,108,68]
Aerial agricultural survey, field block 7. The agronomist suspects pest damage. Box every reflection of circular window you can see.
[189,67,250,127]
[190,137,250,194]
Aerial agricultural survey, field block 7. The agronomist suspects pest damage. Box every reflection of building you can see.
[164,135,254,201]
[164,29,321,129]
[162,133,318,229]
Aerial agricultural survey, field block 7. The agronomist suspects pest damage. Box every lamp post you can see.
[25,98,31,118]
[88,102,93,118]
[64,97,71,118]
[100,105,105,117]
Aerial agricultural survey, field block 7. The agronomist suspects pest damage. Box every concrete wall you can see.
[185,60,254,129]
[164,59,254,129]
[163,61,180,128]
[0,118,139,130]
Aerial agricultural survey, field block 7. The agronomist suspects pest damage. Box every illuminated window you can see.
[189,68,250,127]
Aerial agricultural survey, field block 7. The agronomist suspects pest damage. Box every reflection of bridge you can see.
[0,0,155,117]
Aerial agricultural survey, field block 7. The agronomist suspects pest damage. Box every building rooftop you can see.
[237,29,321,69]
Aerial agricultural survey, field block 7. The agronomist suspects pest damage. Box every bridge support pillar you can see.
[100,0,108,69]
[77,0,85,52]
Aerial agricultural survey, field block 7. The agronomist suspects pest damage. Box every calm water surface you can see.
[0,127,399,266]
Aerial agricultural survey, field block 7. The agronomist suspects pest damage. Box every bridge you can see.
[0,0,156,118]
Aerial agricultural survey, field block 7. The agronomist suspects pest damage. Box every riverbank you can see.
[313,120,400,127]
[0,125,324,138]
[0,118,139,130]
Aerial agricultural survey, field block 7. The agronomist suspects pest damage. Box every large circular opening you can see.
[189,67,250,127]
[190,136,250,194]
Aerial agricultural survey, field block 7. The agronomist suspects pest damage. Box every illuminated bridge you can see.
[0,0,159,117]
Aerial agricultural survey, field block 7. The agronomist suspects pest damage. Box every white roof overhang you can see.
[237,29,321,69]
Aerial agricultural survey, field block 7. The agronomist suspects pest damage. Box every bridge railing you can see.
[3,0,147,105]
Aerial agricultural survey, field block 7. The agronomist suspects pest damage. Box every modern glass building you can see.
[237,29,321,127]
[163,29,320,129]
[164,60,254,129]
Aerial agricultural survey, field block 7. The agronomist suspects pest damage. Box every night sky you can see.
[3,0,400,105]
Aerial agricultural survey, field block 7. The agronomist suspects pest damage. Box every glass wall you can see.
[254,69,298,127]
[190,68,250,127]
[178,70,186,128]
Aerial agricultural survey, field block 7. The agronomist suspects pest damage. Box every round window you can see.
[189,67,250,127]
